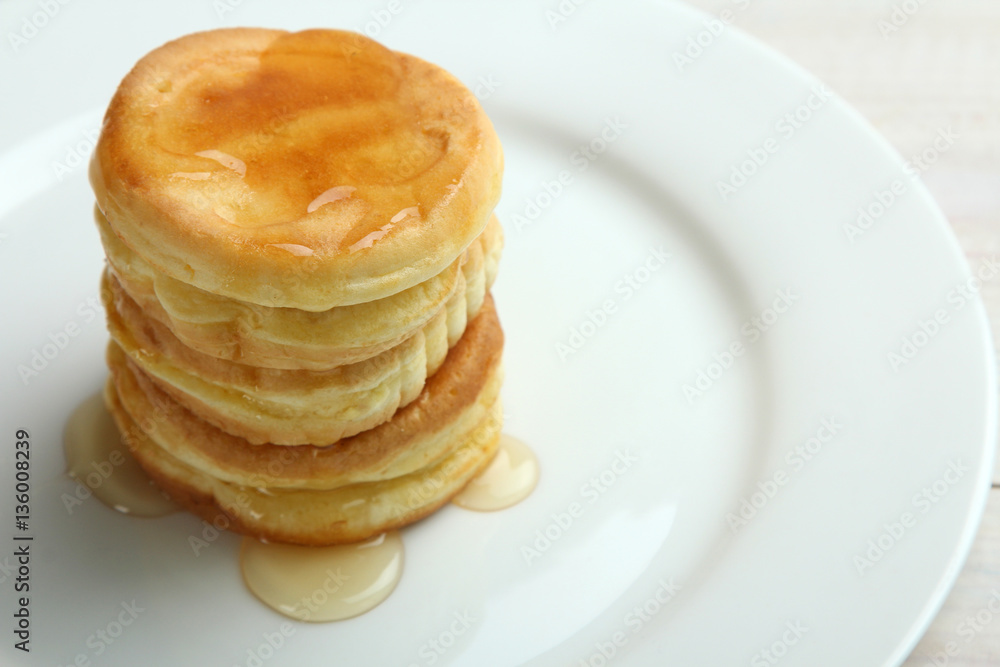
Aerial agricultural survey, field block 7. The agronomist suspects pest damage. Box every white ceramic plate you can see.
[1,1,995,665]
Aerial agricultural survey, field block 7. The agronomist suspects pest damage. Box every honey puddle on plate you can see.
[240,532,404,622]
[65,393,537,621]
[452,435,539,511]
[63,391,179,517]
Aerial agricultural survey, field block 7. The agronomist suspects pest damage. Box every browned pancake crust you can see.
[91,28,503,311]
[106,379,501,545]
[107,296,503,490]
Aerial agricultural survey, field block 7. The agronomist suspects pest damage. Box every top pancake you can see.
[90,28,503,311]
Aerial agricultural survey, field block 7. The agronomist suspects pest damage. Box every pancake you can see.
[103,269,501,445]
[91,28,503,311]
[98,207,503,369]
[107,382,501,546]
[104,296,505,545]
[88,28,510,546]
[104,272,431,445]
[107,295,503,488]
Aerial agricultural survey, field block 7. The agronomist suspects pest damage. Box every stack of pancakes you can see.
[89,28,504,545]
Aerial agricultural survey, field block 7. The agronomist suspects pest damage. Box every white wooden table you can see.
[683,0,1000,663]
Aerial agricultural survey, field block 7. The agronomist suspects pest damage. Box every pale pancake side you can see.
[99,207,502,369]
[106,295,504,488]
[107,378,501,546]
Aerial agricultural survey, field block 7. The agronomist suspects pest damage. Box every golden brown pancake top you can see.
[92,28,503,310]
